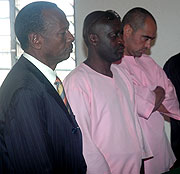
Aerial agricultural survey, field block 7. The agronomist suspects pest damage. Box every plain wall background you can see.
[74,0,180,141]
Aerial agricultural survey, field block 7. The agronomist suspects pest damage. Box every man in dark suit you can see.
[0,1,86,173]
[164,52,180,168]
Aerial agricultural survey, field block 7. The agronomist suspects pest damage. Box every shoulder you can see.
[112,63,131,76]
[64,64,86,83]
[64,63,92,91]
[138,54,162,70]
[169,52,180,62]
[0,57,49,102]
[164,53,180,76]
[164,53,180,67]
[140,54,156,63]
[111,64,134,87]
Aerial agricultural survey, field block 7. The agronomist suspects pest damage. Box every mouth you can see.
[120,44,125,50]
[117,44,125,54]
[67,44,73,53]
[140,48,147,54]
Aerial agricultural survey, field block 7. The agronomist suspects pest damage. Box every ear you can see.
[89,34,98,46]
[123,24,133,37]
[28,33,42,49]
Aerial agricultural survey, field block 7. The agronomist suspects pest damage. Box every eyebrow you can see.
[59,24,69,31]
[142,35,156,40]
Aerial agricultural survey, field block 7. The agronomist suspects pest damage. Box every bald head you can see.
[83,10,121,46]
[122,7,157,58]
[122,7,156,32]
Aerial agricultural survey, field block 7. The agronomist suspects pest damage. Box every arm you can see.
[64,79,111,174]
[163,56,180,163]
[135,81,178,119]
[158,65,180,120]
[134,61,180,120]
[153,86,165,112]
[119,59,155,119]
[163,56,180,104]
[134,84,156,119]
[157,104,169,114]
[4,89,53,173]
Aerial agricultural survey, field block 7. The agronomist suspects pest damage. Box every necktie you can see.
[54,76,72,114]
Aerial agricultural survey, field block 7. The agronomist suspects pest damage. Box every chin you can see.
[111,56,123,63]
[59,53,71,62]
[134,52,143,57]
[118,54,124,60]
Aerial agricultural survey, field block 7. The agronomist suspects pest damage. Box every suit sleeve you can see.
[4,89,53,173]
[64,79,111,174]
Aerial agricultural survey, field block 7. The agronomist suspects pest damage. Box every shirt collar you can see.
[23,52,57,88]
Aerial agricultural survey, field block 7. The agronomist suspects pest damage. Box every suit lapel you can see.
[20,56,76,127]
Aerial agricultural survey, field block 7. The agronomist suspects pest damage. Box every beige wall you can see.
[75,0,180,140]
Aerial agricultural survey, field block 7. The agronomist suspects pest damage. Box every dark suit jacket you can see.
[0,56,87,173]
[164,53,180,168]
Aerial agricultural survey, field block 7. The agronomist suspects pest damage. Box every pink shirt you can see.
[64,63,152,174]
[119,55,180,174]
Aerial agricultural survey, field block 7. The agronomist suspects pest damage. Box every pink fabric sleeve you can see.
[157,67,180,120]
[134,85,155,119]
[64,80,111,174]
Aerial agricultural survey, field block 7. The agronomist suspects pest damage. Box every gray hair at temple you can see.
[83,10,121,46]
[122,7,157,32]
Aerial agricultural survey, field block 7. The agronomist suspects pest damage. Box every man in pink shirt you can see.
[118,7,180,174]
[64,10,152,174]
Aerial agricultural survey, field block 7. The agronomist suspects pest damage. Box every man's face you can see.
[41,8,74,68]
[95,19,124,63]
[124,17,157,58]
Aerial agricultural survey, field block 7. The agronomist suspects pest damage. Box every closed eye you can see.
[109,31,121,40]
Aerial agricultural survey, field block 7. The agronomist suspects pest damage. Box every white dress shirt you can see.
[23,52,58,90]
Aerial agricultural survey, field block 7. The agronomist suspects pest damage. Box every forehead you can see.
[98,19,122,33]
[136,17,157,36]
[144,17,157,32]
[42,8,69,30]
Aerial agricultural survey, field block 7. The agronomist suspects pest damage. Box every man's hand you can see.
[152,86,165,112]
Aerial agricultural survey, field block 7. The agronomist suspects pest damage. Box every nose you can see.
[145,39,151,49]
[118,34,124,45]
[66,30,74,43]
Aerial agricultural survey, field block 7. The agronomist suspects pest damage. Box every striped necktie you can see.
[54,76,72,114]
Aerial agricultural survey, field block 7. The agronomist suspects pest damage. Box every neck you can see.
[26,50,57,70]
[84,56,113,78]
[123,49,136,59]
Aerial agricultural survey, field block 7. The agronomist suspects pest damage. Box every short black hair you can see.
[83,10,121,46]
[122,7,156,32]
[14,1,60,51]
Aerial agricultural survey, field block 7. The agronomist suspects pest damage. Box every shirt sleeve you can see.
[3,89,53,173]
[119,61,156,119]
[163,55,180,163]
[164,57,180,103]
[64,78,111,174]
[158,65,180,120]
[132,60,180,120]
[134,84,155,119]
